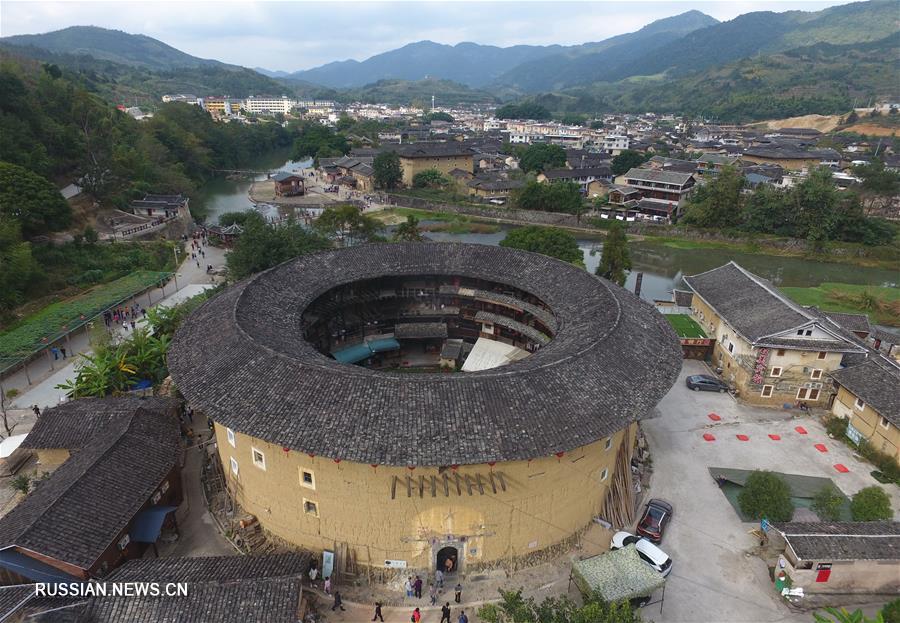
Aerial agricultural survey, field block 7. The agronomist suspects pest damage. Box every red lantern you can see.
[487,461,496,471]
[333,458,342,464]
[450,464,459,471]
[407,465,416,471]
[308,453,316,459]
[370,464,378,470]
[554,451,565,461]
[283,447,290,454]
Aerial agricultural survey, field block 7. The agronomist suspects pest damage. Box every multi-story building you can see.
[830,357,900,463]
[242,96,297,115]
[200,97,240,116]
[396,143,475,187]
[619,168,696,220]
[684,262,866,406]
[602,135,630,155]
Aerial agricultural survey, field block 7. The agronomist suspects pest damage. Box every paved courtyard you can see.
[641,359,899,623]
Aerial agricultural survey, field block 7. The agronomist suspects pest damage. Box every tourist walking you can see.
[32,405,41,418]
[404,577,413,598]
[372,602,384,622]
[440,602,452,623]
[429,582,437,606]
[414,575,423,599]
[458,610,468,623]
[454,582,462,603]
[51,347,60,361]
[324,576,331,595]
[331,591,345,611]
[412,607,421,623]
[436,568,444,588]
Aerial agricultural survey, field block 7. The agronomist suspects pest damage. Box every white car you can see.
[610,531,673,577]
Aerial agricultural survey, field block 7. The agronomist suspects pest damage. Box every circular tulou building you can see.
[170,242,681,573]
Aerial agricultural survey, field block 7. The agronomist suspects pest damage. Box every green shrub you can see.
[811,485,845,521]
[882,598,900,623]
[857,440,900,483]
[738,470,795,522]
[824,416,848,439]
[850,486,892,521]
[10,475,30,495]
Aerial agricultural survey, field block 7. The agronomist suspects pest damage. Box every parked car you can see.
[609,531,673,577]
[685,374,730,393]
[636,499,673,543]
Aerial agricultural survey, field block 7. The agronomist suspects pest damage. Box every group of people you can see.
[103,303,146,332]
[188,232,207,269]
[402,604,468,623]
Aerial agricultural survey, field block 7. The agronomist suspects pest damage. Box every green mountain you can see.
[0,26,223,70]
[492,11,718,92]
[343,78,498,107]
[522,33,900,122]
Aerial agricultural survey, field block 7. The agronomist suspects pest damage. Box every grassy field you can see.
[665,314,708,338]
[780,283,900,327]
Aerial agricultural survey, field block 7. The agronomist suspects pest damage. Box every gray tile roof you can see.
[0,406,180,570]
[623,168,694,186]
[474,311,550,346]
[684,262,862,353]
[830,359,900,426]
[394,322,448,339]
[22,397,178,451]
[107,553,309,583]
[169,243,682,466]
[823,312,871,334]
[774,521,900,561]
[396,143,475,159]
[79,576,302,623]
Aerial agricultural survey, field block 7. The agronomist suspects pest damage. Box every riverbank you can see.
[779,283,900,327]
[381,200,900,272]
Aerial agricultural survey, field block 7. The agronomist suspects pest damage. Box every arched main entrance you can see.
[436,546,459,575]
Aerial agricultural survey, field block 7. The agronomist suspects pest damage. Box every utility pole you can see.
[432,94,435,112]
[173,246,180,292]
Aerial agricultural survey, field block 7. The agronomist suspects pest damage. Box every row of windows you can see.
[229,454,320,516]
[760,386,821,401]
[769,367,822,380]
[227,428,316,488]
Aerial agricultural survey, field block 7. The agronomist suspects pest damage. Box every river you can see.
[194,154,898,305]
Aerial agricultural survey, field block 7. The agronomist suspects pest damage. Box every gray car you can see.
[685,374,729,393]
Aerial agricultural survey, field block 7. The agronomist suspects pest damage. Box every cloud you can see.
[0,0,856,71]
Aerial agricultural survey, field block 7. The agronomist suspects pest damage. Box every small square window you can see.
[797,388,808,400]
[599,468,609,482]
[796,330,804,336]
[230,456,239,475]
[817,351,827,360]
[727,342,734,354]
[303,499,319,516]
[300,469,316,489]
[805,330,813,337]
[252,448,266,471]
[810,369,822,380]
[761,385,774,398]
[855,397,865,410]
[604,437,612,451]
[770,367,783,377]
[777,349,785,357]
[808,388,820,401]
[226,428,236,448]
[880,417,890,429]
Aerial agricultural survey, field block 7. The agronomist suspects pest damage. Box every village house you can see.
[331,156,376,191]
[695,152,741,176]
[466,177,524,200]
[395,143,474,187]
[537,166,613,196]
[616,168,696,221]
[0,397,182,584]
[742,147,842,171]
[272,172,304,197]
[683,262,866,406]
[129,194,190,220]
[770,522,900,595]
[829,357,900,463]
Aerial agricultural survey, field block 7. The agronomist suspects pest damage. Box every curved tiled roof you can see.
[169,243,681,466]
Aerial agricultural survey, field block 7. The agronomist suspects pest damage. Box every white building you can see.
[602,135,630,155]
[242,96,297,115]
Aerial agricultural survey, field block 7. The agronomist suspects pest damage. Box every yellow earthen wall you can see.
[215,422,632,569]
[836,386,900,464]
[400,156,474,187]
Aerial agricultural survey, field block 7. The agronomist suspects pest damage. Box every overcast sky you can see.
[1,1,857,72]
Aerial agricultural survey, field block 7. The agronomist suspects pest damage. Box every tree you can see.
[811,485,845,521]
[611,150,647,176]
[500,226,584,266]
[412,168,451,189]
[845,110,859,124]
[373,151,402,190]
[0,219,41,312]
[590,120,605,129]
[314,204,383,246]
[850,486,892,521]
[425,111,454,122]
[792,167,839,247]
[596,222,631,286]
[392,215,424,242]
[737,470,794,522]
[510,180,583,214]
[83,225,98,245]
[682,166,744,228]
[0,161,73,236]
[227,212,331,280]
[478,588,641,623]
[518,143,566,174]
[291,122,349,162]
[495,103,551,121]
[741,185,794,236]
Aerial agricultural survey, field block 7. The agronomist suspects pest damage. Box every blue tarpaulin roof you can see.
[129,506,177,543]
[0,548,81,583]
[332,338,400,364]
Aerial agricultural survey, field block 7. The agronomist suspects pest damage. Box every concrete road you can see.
[641,360,898,623]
